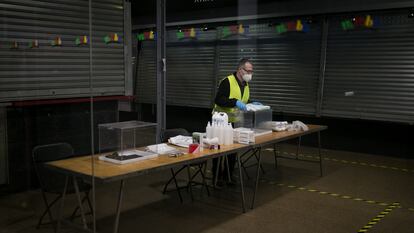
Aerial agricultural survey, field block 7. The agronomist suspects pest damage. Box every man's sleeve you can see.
[214,78,238,107]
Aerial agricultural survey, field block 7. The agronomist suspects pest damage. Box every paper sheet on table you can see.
[168,135,193,148]
[118,149,157,156]
[147,143,181,154]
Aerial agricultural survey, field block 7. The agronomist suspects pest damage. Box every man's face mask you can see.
[242,73,252,82]
[241,66,253,82]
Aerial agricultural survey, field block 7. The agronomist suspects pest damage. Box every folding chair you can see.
[32,142,93,232]
[161,128,210,202]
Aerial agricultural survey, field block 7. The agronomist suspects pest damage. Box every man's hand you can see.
[236,100,247,111]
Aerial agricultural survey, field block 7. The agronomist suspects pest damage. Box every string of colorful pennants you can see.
[6,33,119,49]
[273,19,310,34]
[341,15,378,30]
[137,30,156,41]
[176,28,197,39]
[137,20,311,42]
[220,24,247,38]
[136,14,382,42]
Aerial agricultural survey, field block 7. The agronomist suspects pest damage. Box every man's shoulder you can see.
[220,76,231,83]
[223,73,236,81]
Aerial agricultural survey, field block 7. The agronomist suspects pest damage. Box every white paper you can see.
[147,143,181,154]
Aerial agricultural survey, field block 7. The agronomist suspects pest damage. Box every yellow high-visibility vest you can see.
[213,74,249,122]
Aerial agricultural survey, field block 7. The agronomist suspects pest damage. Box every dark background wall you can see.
[5,101,120,192]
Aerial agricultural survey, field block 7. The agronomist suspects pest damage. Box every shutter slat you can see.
[322,11,414,123]
[0,0,125,102]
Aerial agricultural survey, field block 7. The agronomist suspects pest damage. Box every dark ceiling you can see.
[132,0,280,16]
[131,0,414,26]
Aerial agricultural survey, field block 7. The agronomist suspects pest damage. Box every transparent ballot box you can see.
[234,109,272,129]
[98,120,157,154]
[233,109,273,139]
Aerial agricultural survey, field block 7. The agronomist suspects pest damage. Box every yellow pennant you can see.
[190,28,196,38]
[364,15,373,28]
[238,24,245,34]
[296,20,303,31]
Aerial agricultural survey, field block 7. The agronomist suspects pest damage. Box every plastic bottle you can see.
[206,121,212,139]
[212,122,218,139]
[218,123,224,145]
[199,134,204,152]
[229,123,234,144]
[212,112,218,125]
[224,124,230,145]
[224,124,227,144]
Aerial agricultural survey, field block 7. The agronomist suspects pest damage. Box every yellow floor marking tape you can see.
[266,180,414,212]
[357,202,400,233]
[263,148,414,173]
[206,163,414,213]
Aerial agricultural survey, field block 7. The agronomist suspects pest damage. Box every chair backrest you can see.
[32,143,74,163]
[32,143,74,193]
[161,128,190,143]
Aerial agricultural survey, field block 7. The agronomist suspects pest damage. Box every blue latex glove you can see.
[251,102,263,105]
[236,100,247,111]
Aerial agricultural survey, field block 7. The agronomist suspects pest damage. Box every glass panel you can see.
[0,0,96,231]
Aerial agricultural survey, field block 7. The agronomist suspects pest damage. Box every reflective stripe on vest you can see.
[213,74,249,122]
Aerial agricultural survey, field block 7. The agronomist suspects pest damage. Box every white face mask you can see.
[242,74,252,82]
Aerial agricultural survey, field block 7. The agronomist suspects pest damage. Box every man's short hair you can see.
[238,58,252,69]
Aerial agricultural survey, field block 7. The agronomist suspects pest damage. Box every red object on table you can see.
[188,143,199,153]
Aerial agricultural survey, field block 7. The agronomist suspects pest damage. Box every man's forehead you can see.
[244,62,253,69]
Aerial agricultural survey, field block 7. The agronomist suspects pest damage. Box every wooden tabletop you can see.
[47,143,248,182]
[47,124,327,182]
[254,124,327,147]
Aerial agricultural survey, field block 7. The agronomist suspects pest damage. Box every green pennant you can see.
[176,31,184,39]
[341,20,354,30]
[137,33,145,41]
[222,27,231,38]
[104,35,111,43]
[276,24,287,34]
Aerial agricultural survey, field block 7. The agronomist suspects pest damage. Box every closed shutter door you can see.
[0,0,125,102]
[135,29,217,106]
[322,10,414,123]
[166,43,216,108]
[217,23,322,115]
[165,29,217,108]
[136,41,156,104]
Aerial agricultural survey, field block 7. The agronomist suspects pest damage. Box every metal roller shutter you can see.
[0,0,125,102]
[322,10,414,123]
[166,45,216,108]
[136,22,321,114]
[136,28,217,106]
[165,29,217,108]
[217,23,322,115]
[136,41,157,104]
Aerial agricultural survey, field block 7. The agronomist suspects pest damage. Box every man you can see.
[212,58,259,185]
